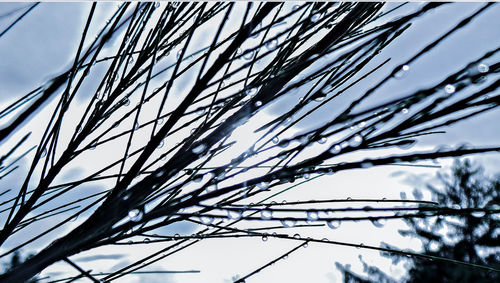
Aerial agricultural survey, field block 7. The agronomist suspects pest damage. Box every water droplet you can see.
[329,144,341,154]
[349,135,363,147]
[280,218,296,228]
[261,234,268,242]
[200,216,214,225]
[272,136,279,144]
[205,184,217,193]
[143,238,150,243]
[471,211,486,217]
[371,218,386,228]
[361,161,373,168]
[176,50,183,59]
[444,84,455,94]
[227,210,242,220]
[243,50,255,60]
[40,148,47,158]
[128,209,143,222]
[327,220,341,229]
[196,108,206,115]
[266,39,278,50]
[307,210,319,221]
[192,175,203,183]
[402,108,409,114]
[174,233,180,239]
[192,144,206,154]
[310,13,321,23]
[477,63,489,73]
[317,137,327,144]
[123,98,130,106]
[134,122,140,130]
[254,100,262,107]
[158,140,164,148]
[157,117,164,125]
[293,233,301,239]
[292,5,300,11]
[394,64,410,79]
[257,181,269,190]
[260,210,273,220]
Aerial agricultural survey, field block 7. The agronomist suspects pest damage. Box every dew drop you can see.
[192,175,203,183]
[266,39,278,50]
[143,238,150,243]
[205,184,217,193]
[280,218,296,228]
[243,50,255,60]
[329,144,341,154]
[254,100,262,107]
[310,13,321,23]
[123,98,130,106]
[261,234,268,242]
[272,136,279,144]
[349,135,363,147]
[192,144,206,154]
[176,50,183,59]
[158,140,164,148]
[227,210,242,220]
[317,137,327,144]
[444,84,455,94]
[401,108,409,114]
[128,209,143,222]
[257,181,269,190]
[394,64,410,79]
[157,117,164,125]
[327,220,341,229]
[40,148,47,158]
[477,63,489,73]
[260,210,273,220]
[134,122,140,130]
[307,210,319,221]
[292,4,300,11]
[293,233,301,239]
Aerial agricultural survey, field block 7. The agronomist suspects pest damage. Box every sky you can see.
[0,2,499,283]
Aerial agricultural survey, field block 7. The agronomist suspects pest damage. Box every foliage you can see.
[0,2,499,282]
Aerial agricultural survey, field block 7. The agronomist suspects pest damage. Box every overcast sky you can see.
[0,2,499,282]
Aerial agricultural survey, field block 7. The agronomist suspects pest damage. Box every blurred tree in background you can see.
[337,159,500,282]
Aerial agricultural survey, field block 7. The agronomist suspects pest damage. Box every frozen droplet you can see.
[444,84,455,94]
[260,210,273,220]
[280,218,296,228]
[477,63,489,73]
[266,39,278,50]
[349,135,363,147]
[327,220,341,229]
[310,13,321,23]
[257,181,269,190]
[317,137,327,144]
[371,218,386,228]
[306,210,319,221]
[192,144,206,154]
[227,210,242,220]
[200,216,214,225]
[394,64,410,79]
[254,101,262,107]
[272,136,279,144]
[329,144,341,154]
[243,50,255,60]
[128,209,143,222]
